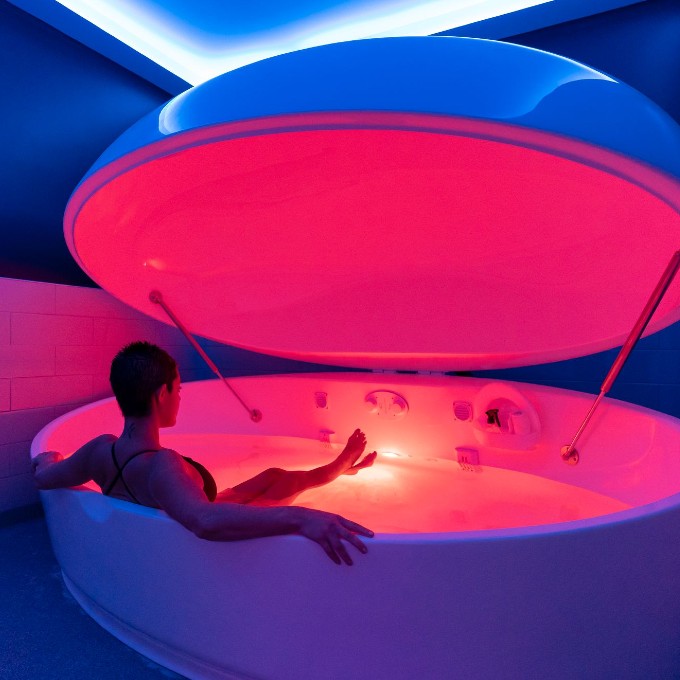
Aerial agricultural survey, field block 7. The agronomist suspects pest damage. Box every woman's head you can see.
[110,341,178,419]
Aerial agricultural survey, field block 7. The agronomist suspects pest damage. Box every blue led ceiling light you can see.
[10,0,647,89]
[52,0,555,84]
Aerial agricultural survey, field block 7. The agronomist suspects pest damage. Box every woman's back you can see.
[91,435,205,508]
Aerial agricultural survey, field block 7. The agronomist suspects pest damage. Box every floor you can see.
[0,514,183,679]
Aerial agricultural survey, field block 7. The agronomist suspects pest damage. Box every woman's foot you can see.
[344,450,378,475]
[336,429,377,474]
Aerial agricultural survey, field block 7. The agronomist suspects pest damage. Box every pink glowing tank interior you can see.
[45,372,671,536]
[72,432,628,532]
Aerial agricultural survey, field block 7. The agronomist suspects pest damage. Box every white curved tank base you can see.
[34,374,680,680]
[62,573,239,680]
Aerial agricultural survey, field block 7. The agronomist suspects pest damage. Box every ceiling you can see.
[9,0,646,92]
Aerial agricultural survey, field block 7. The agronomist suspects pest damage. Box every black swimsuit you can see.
[102,442,217,503]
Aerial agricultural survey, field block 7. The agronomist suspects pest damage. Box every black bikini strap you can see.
[103,442,158,503]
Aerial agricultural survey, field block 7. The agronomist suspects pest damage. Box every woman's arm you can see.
[32,435,109,490]
[149,451,373,565]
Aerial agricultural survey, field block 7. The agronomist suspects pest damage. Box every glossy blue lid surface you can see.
[85,37,680,179]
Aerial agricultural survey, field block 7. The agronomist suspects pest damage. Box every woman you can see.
[32,341,376,565]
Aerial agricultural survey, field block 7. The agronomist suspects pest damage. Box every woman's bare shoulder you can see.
[155,447,182,458]
[89,433,117,454]
[150,449,205,488]
[148,449,207,509]
[151,448,187,471]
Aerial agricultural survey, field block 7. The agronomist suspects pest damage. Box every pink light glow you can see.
[37,373,680,532]
[68,113,680,371]
[254,445,630,533]
[67,433,630,533]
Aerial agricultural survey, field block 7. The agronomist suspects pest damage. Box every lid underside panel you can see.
[71,124,680,370]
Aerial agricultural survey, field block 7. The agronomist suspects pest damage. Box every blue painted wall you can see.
[0,2,170,286]
[503,0,680,123]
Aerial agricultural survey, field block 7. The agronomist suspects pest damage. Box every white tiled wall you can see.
[0,276,209,515]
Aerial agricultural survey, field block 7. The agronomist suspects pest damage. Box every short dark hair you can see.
[110,341,177,418]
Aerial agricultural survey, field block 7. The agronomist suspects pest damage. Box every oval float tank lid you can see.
[65,38,680,371]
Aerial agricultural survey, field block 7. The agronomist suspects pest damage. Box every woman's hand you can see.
[292,507,373,565]
[31,450,63,475]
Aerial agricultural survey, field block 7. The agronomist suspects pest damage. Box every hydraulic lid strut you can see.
[561,250,680,465]
[149,290,263,423]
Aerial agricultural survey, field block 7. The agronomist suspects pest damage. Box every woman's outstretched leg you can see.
[215,467,286,504]
[217,429,376,505]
